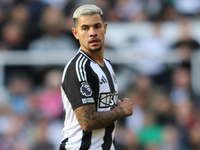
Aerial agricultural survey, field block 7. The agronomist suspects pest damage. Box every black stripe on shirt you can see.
[100,65,115,93]
[80,130,92,150]
[102,123,115,150]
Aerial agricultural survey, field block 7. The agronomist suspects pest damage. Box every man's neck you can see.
[81,48,104,67]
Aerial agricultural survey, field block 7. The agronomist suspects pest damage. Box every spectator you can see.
[125,90,145,135]
[174,0,200,17]
[125,75,166,135]
[173,19,200,50]
[169,67,193,106]
[6,71,32,114]
[114,0,146,22]
[173,101,193,149]
[188,122,200,149]
[115,121,139,150]
[0,22,26,50]
[137,109,163,149]
[171,18,200,70]
[159,2,180,21]
[144,0,164,21]
[4,3,31,50]
[37,69,63,120]
[153,94,176,126]
[28,6,78,51]
[160,125,178,150]
[8,3,30,27]
[31,117,55,150]
[0,112,32,150]
[26,0,48,24]
[132,22,170,86]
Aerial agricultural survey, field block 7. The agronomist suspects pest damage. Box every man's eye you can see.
[83,27,88,30]
[95,25,101,29]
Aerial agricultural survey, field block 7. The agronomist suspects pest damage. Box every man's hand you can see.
[117,98,133,116]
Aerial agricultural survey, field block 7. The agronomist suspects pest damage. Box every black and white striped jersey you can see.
[61,49,118,150]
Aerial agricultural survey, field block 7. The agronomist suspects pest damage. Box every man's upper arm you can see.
[74,104,97,131]
[62,63,95,110]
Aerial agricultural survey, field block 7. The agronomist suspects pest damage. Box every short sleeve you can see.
[62,63,95,110]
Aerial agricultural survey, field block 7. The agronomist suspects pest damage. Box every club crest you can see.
[112,71,117,84]
[80,82,92,97]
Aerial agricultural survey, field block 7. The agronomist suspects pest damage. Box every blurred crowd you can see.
[0,0,200,51]
[0,0,200,150]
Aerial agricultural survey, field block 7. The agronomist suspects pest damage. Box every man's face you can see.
[72,14,107,52]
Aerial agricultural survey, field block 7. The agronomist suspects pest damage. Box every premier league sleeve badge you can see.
[80,82,92,97]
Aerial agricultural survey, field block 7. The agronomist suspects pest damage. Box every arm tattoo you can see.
[74,104,124,131]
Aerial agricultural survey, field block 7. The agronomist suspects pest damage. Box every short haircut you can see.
[73,4,103,26]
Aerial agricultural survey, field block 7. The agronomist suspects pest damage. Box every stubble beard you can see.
[88,41,102,52]
[88,45,102,52]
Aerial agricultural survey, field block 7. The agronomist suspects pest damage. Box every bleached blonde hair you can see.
[73,4,103,26]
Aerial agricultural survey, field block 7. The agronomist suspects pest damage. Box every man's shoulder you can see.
[104,57,113,66]
[71,52,91,66]
[104,57,110,62]
[66,52,92,72]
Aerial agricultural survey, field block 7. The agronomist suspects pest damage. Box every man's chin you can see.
[89,46,102,52]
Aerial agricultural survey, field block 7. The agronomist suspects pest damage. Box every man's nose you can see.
[89,28,97,37]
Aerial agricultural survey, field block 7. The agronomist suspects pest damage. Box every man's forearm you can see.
[74,104,124,132]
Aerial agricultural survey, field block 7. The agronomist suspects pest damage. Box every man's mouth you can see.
[89,39,100,46]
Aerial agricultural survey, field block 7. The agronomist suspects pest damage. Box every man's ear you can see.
[72,28,79,39]
[104,22,107,34]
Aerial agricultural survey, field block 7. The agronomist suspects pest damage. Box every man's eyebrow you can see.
[81,22,102,27]
[81,24,89,27]
[94,23,102,26]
